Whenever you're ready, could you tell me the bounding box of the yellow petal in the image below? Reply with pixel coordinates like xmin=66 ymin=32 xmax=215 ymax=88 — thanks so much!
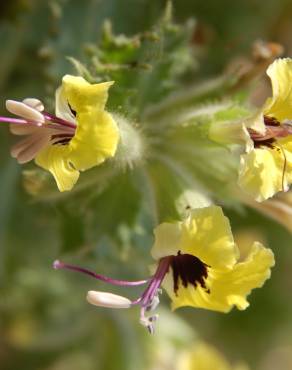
xmin=151 ymin=222 xmax=183 ymax=260
xmin=180 ymin=206 xmax=239 ymax=270
xmin=60 ymin=75 xmax=119 ymax=171
xmin=69 ymin=110 xmax=119 ymax=170
xmin=238 ymin=145 xmax=289 ymax=202
xmin=55 ymin=86 xmax=76 ymax=123
xmin=219 ymin=242 xmax=274 ymax=310
xmin=35 ymin=145 xmax=79 ymax=192
xmin=279 ymin=136 xmax=292 ymax=184
xmin=62 ymin=75 xmax=113 ymax=111
xmin=264 ymin=58 xmax=292 ymax=121
xmin=165 ymin=242 xmax=274 ymax=312
xmin=243 ymin=110 xmax=266 ymax=136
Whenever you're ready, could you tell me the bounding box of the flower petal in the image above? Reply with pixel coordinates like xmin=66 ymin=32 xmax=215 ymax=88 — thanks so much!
xmin=218 ymin=242 xmax=274 ymax=310
xmin=243 ymin=110 xmax=266 ymax=136
xmin=70 ymin=110 xmax=119 ymax=170
xmin=22 ymin=98 xmax=44 ymax=112
xmin=164 ymin=242 xmax=274 ymax=312
xmin=35 ymin=145 xmax=79 ymax=192
xmin=279 ymin=136 xmax=292 ymax=185
xmin=264 ymin=58 xmax=292 ymax=121
xmin=180 ymin=206 xmax=239 ymax=270
xmin=61 ymin=75 xmax=119 ymax=170
xmin=151 ymin=222 xmax=183 ymax=260
xmin=55 ymin=86 xmax=76 ymax=123
xmin=62 ymin=75 xmax=113 ymax=110
xmin=238 ymin=145 xmax=289 ymax=202
xmin=151 ymin=206 xmax=238 ymax=269
xmin=86 ymin=291 xmax=131 ymax=309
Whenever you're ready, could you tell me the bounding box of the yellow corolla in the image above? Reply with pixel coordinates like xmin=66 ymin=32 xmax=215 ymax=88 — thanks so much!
xmin=36 ymin=76 xmax=119 ymax=191
xmin=54 ymin=205 xmax=274 ymax=333
xmin=151 ymin=205 xmax=274 ymax=312
xmin=177 ymin=342 xmax=249 ymax=370
xmin=238 ymin=58 xmax=292 ymax=202
xmin=3 ymin=75 xmax=119 ymax=191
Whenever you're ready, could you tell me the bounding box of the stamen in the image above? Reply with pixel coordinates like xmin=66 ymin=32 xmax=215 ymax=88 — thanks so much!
xmin=2 ymin=101 xmax=76 ymax=130
xmin=11 ymin=133 xmax=50 ymax=163
xmin=53 ymin=260 xmax=149 ymax=287
xmin=139 ymin=257 xmax=171 ymax=308
xmin=10 ymin=124 xmax=39 ymax=136
xmin=0 ymin=117 xmax=35 ymax=125
xmin=43 ymin=112 xmax=77 ymax=129
xmin=52 ymin=258 xmax=172 ymax=335
xmin=6 ymin=100 xmax=44 ymax=123
xmin=134 ymin=257 xmax=171 ymax=334
xmin=22 ymin=98 xmax=44 ymax=112
xmin=86 ymin=291 xmax=132 ymax=309
xmin=139 ymin=306 xmax=159 ymax=334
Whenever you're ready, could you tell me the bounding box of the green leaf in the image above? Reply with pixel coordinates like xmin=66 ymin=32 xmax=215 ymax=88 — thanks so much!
xmin=87 ymin=171 xmax=141 ymax=243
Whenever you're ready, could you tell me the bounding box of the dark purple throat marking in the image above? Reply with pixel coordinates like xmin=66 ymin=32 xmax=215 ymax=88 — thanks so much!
xmin=249 ymin=115 xmax=292 ymax=148
xmin=69 ymin=103 xmax=77 ymax=117
xmin=170 ymin=252 xmax=210 ymax=295
xmin=263 ymin=116 xmax=280 ymax=127
xmin=253 ymin=137 xmax=276 ymax=149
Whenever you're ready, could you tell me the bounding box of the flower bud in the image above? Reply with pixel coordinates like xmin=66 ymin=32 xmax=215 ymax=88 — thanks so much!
xmin=86 ymin=290 xmax=132 ymax=309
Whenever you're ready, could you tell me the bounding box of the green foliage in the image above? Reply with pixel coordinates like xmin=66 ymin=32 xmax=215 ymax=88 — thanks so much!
xmin=87 ymin=171 xmax=141 ymax=244
xmin=69 ymin=4 xmax=197 ymax=117
xmin=1 ymin=1 xmax=292 ymax=370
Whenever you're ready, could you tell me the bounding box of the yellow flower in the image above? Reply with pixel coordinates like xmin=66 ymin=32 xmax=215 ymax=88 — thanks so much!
xmin=56 ymin=205 xmax=274 ymax=334
xmin=3 ymin=75 xmax=119 ymax=191
xmin=177 ymin=341 xmax=249 ymax=370
xmin=151 ymin=205 xmax=274 ymax=312
xmin=239 ymin=58 xmax=292 ymax=202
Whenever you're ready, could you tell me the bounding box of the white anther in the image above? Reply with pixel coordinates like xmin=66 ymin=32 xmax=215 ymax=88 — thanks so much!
xmin=10 ymin=124 xmax=38 ymax=136
xmin=147 ymin=294 xmax=160 ymax=311
xmin=86 ymin=291 xmax=132 ymax=309
xmin=22 ymin=98 xmax=44 ymax=112
xmin=6 ymin=100 xmax=44 ymax=123
xmin=10 ymin=132 xmax=50 ymax=163
xmin=140 ymin=314 xmax=159 ymax=335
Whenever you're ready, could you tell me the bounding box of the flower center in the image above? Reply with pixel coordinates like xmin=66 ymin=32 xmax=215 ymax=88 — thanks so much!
xmin=248 ymin=115 xmax=292 ymax=191
xmin=170 ymin=252 xmax=209 ymax=294
xmin=249 ymin=115 xmax=292 ymax=149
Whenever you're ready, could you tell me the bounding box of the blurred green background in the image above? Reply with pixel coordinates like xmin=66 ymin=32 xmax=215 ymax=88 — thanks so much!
xmin=1 ymin=1 xmax=292 ymax=369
